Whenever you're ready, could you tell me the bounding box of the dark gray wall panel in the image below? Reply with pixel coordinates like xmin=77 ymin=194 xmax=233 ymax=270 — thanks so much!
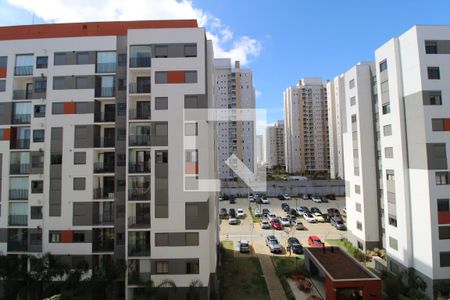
xmin=49 ymin=127 xmax=62 ymax=216
xmin=0 ymin=102 xmax=12 ymax=125
xmin=185 ymin=200 xmax=209 ymax=230
xmin=73 ymin=202 xmax=93 ymax=226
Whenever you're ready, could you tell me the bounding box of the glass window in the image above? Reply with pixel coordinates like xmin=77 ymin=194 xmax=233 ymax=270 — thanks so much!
xmin=36 ymin=56 xmax=48 ymax=68
xmin=0 ymin=80 xmax=5 ymax=92
xmin=388 ymin=215 xmax=397 ymax=227
xmin=185 ymin=123 xmax=198 ymax=136
xmin=425 ymin=41 xmax=438 ymax=54
xmin=0 ymin=56 xmax=7 ymax=68
xmin=155 ymin=261 xmax=168 ymax=274
xmin=185 ymin=71 xmax=197 ymax=83
xmin=30 ymin=206 xmax=42 ymax=219
xmin=52 ymin=103 xmax=64 ymax=114
xmin=155 ymin=45 xmax=168 ymax=58
xmin=53 ymin=77 xmax=65 ymax=90
xmin=54 ymin=52 xmax=67 ymax=65
xmin=74 ymin=152 xmax=86 ymax=165
xmin=379 ymin=60 xmax=388 ymax=72
xmin=436 ymin=172 xmax=449 ymax=185
xmin=155 ymin=97 xmax=168 ymax=110
xmin=185 ymin=232 xmax=199 ymax=246
xmin=49 ymin=232 xmax=61 ymax=243
xmin=76 ymin=76 xmax=89 ymax=89
xmin=76 ymin=52 xmax=90 ymax=64
xmin=155 ymin=233 xmax=169 ymax=246
xmin=96 ymin=51 xmax=116 ymax=73
xmin=424 ymin=91 xmax=442 ymax=105
xmin=350 ymin=96 xmax=356 ymax=106
xmin=155 ymin=124 xmax=168 ymax=136
xmin=73 ymin=177 xmax=86 ymax=190
xmin=382 ymin=103 xmax=391 ymax=114
xmin=33 ymin=129 xmax=45 ymax=143
xmin=438 ymin=199 xmax=450 ymax=212
xmin=130 ymin=45 xmax=151 ymax=67
xmin=383 ymin=124 xmax=392 ymax=136
xmin=428 ymin=67 xmax=440 ymax=80
xmin=15 ymin=54 xmax=33 ymax=67
xmin=155 ymin=71 xmax=168 ymax=84
xmin=349 ymin=79 xmax=355 ymax=89
xmin=184 ymin=44 xmax=197 ymax=57
xmin=389 ymin=237 xmax=398 ymax=250
xmin=31 ymin=181 xmax=43 ymax=194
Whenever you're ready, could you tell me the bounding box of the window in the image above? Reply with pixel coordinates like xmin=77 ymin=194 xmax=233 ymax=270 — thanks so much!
xmin=155 ymin=45 xmax=168 ymax=58
xmin=349 ymin=79 xmax=355 ymax=89
xmin=156 ymin=151 xmax=168 ymax=163
xmin=436 ymin=172 xmax=449 ymax=185
xmin=388 ymin=215 xmax=397 ymax=227
xmin=155 ymin=233 xmax=169 ymax=246
xmin=117 ymin=53 xmax=127 ymax=66
xmin=30 ymin=206 xmax=42 ymax=219
xmin=73 ymin=178 xmax=86 ymax=190
xmin=383 ymin=124 xmax=392 ymax=136
xmin=356 ymin=221 xmax=362 ymax=230
xmin=382 ymin=103 xmax=391 ymax=114
xmin=427 ymin=143 xmax=447 ymax=169
xmin=356 ymin=202 xmax=362 ymax=212
xmin=155 ymin=97 xmax=168 ymax=110
xmin=31 ymin=180 xmax=43 ymax=193
xmin=380 ymin=80 xmax=389 ymax=93
xmin=354 ymin=184 xmax=361 ymax=194
xmin=439 ymin=226 xmax=450 ymax=240
xmin=0 ymin=80 xmax=5 ymax=92
xmin=385 ymin=147 xmax=394 ymax=158
xmin=428 ymin=67 xmax=440 ymax=80
xmin=379 ymin=60 xmax=388 ymax=72
xmin=155 ymin=71 xmax=168 ymax=83
xmin=184 ymin=44 xmax=197 ymax=57
xmin=186 ymin=203 xmax=199 ymax=217
xmin=185 ymin=232 xmax=199 ymax=246
xmin=351 ymin=114 xmax=357 ymax=123
xmin=440 ymin=252 xmax=450 ymax=267
xmin=96 ymin=51 xmax=116 ymax=73
xmin=54 ymin=53 xmax=67 ymax=65
xmin=15 ymin=54 xmax=33 ymax=75
xmin=425 ymin=41 xmax=438 ymax=54
xmin=51 ymin=154 xmax=62 ymax=165
xmin=185 ymin=123 xmax=198 ymax=136
xmin=186 ymin=261 xmax=199 ymax=274
xmin=155 ymin=261 xmax=169 ymax=274
xmin=357 ymin=241 xmax=363 ymax=250
xmin=36 ymin=56 xmax=48 ymax=68
xmin=33 ymin=129 xmax=45 ymax=143
xmin=76 ymin=52 xmax=90 ymax=64
xmin=438 ymin=199 xmax=450 ymax=212
xmin=185 ymin=71 xmax=197 ymax=83
xmin=34 ymin=105 xmax=45 ymax=118
xmin=350 ymin=96 xmax=356 ymax=106
xmin=432 ymin=119 xmax=445 ymax=131
xmin=76 ymin=76 xmax=89 ymax=89
xmin=74 ymin=152 xmax=86 ymax=165
xmin=0 ymin=56 xmax=6 ymax=68
xmin=424 ymin=91 xmax=442 ymax=105
xmin=389 ymin=237 xmax=398 ymax=250
xmin=354 ymin=167 xmax=360 ymax=176
xmin=386 ymin=170 xmax=395 ymax=181
xmin=73 ymin=232 xmax=85 ymax=242
xmin=387 ymin=192 xmax=396 ymax=204
xmin=50 ymin=232 xmax=61 ymax=243
xmin=53 ymin=77 xmax=65 ymax=90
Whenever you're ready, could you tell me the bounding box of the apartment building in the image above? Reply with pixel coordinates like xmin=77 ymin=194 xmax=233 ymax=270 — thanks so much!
xmin=266 ymin=120 xmax=285 ymax=168
xmin=338 ymin=26 xmax=450 ymax=298
xmin=0 ymin=20 xmax=218 ymax=300
xmin=283 ymin=78 xmax=329 ymax=174
xmin=255 ymin=134 xmax=264 ymax=165
xmin=326 ymin=76 xmax=346 ymax=179
xmin=213 ymin=59 xmax=255 ymax=180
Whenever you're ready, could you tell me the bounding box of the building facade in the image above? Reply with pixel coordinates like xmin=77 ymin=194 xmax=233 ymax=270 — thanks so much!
xmin=0 ymin=20 xmax=218 ymax=299
xmin=255 ymin=134 xmax=264 ymax=165
xmin=214 ymin=59 xmax=255 ymax=180
xmin=266 ymin=120 xmax=285 ymax=168
xmin=283 ymin=78 xmax=329 ymax=174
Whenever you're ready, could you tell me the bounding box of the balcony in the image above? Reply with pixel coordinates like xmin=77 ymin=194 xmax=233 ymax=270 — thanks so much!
xmin=95 ymin=137 xmax=115 ymax=148
xmin=129 ymin=57 xmax=151 ymax=68
xmin=9 ymin=189 xmax=28 ymax=200
xmin=13 ymin=90 xmax=35 ymax=100
xmin=128 ymin=188 xmax=150 ymax=201
xmin=8 ymin=215 xmax=27 ymax=226
xmin=10 ymin=139 xmax=30 ymax=150
xmin=93 ymin=214 xmax=114 ymax=226
xmin=94 ymin=111 xmax=116 ymax=123
xmin=129 ymin=109 xmax=150 ymax=121
xmin=10 ymin=163 xmax=30 ymax=175
xmin=94 ymin=162 xmax=115 ymax=173
xmin=96 ymin=63 xmax=116 ymax=73
xmin=93 ymin=188 xmax=115 ymax=200
xmin=128 ymin=162 xmax=151 ymax=173
xmin=128 ymin=243 xmax=150 ymax=257
xmin=8 ymin=240 xmax=28 ymax=252
xmin=11 ymin=114 xmax=31 ymax=124
xmin=129 ymin=83 xmax=151 ymax=94
xmin=14 ymin=66 xmax=33 ymax=76
xmin=128 ymin=215 xmax=150 ymax=229
xmin=128 ymin=272 xmax=151 ymax=285
xmin=92 ymin=239 xmax=114 ymax=252
xmin=95 ymin=87 xmax=115 ymax=98
xmin=129 ymin=135 xmax=151 ymax=147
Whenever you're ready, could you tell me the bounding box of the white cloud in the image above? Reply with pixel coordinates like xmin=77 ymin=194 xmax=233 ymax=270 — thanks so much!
xmin=7 ymin=0 xmax=261 ymax=65
xmin=255 ymin=89 xmax=262 ymax=98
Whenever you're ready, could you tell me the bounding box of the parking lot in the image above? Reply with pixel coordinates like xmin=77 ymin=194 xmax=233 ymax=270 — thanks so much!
xmin=219 ymin=197 xmax=347 ymax=256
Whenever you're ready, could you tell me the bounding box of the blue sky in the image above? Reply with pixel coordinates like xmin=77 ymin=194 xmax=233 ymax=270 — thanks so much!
xmin=1 ymin=0 xmax=450 ymax=124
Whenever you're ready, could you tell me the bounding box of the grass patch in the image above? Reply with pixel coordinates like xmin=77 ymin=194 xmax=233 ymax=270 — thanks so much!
xmin=248 ymin=206 xmax=261 ymax=223
xmin=325 ymin=238 xmax=366 ymax=262
xmin=271 ymin=256 xmax=305 ymax=300
xmin=219 ymin=242 xmax=270 ymax=300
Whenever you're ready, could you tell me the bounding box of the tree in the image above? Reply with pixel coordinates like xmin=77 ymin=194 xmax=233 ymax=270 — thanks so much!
xmin=0 ymin=254 xmax=29 ymax=300
xmin=187 ymin=279 xmax=203 ymax=300
xmin=134 ymin=278 xmax=177 ymax=300
xmin=87 ymin=256 xmax=126 ymax=300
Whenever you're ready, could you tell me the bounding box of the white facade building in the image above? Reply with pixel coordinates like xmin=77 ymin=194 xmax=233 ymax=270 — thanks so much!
xmin=283 ymin=78 xmax=329 ymax=174
xmin=0 ymin=20 xmax=218 ymax=299
xmin=266 ymin=120 xmax=285 ymax=168
xmin=214 ymin=59 xmax=255 ymax=180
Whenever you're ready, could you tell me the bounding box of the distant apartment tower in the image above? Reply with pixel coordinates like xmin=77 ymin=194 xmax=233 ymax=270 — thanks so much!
xmin=266 ymin=120 xmax=285 ymax=168
xmin=255 ymin=134 xmax=264 ymax=165
xmin=0 ymin=20 xmax=218 ymax=299
xmin=341 ymin=26 xmax=450 ymax=298
xmin=283 ymin=78 xmax=329 ymax=174
xmin=326 ymin=76 xmax=346 ymax=179
xmin=214 ymin=59 xmax=255 ymax=179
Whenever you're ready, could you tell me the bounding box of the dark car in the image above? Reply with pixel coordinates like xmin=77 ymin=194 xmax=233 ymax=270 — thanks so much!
xmin=229 ymin=195 xmax=236 ymax=204
xmin=310 ymin=207 xmax=322 ymax=214
xmin=219 ymin=208 xmax=228 ymax=218
xmin=282 ymin=203 xmax=290 ymax=212
xmin=331 ymin=216 xmax=346 ymax=230
xmin=289 ymin=208 xmax=298 ymax=216
xmin=300 ymin=206 xmax=310 ymax=214
xmin=278 ymin=194 xmax=285 ymax=200
xmin=287 ymin=237 xmax=303 ymax=254
xmin=229 ymin=208 xmax=236 ymax=218
xmin=262 ymin=208 xmax=270 ymax=216
xmin=286 ymin=214 xmax=297 ymax=222
xmin=325 ymin=194 xmax=336 ymax=200
xmin=327 ymin=208 xmax=340 ymax=218
xmin=222 ymin=194 xmax=230 ymax=201
xmin=322 ymin=213 xmax=331 ymax=222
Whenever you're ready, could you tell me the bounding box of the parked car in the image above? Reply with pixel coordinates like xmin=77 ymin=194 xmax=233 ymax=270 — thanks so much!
xmin=310 ymin=207 xmax=322 ymax=214
xmin=239 ymin=240 xmax=251 ymax=253
xmin=268 ymin=212 xmax=277 ymax=222
xmin=218 ymin=194 xmax=223 ymax=201
xmin=283 ymin=193 xmax=291 ymax=200
xmin=222 ymin=194 xmax=230 ymax=201
xmin=282 ymin=203 xmax=290 ymax=212
xmin=295 ymin=207 xmax=306 ymax=216
xmin=311 ymin=195 xmax=323 ymax=203
xmin=301 ymin=194 xmax=310 ymax=200
xmin=253 ymin=207 xmax=262 ymax=217
xmin=266 ymin=235 xmax=282 ymax=253
xmin=219 ymin=208 xmax=228 ymax=217
xmin=313 ymin=212 xmax=325 ymax=222
xmin=248 ymin=195 xmax=255 ymax=202
xmin=262 ymin=208 xmax=270 ymax=217
xmin=237 ymin=208 xmax=245 ymax=218
xmin=270 ymin=218 xmax=282 ymax=230
xmin=289 ymin=208 xmax=298 ymax=216
xmin=287 ymin=237 xmax=303 ymax=254
xmin=327 ymin=208 xmax=341 ymax=218
xmin=229 ymin=208 xmax=236 ymax=217
xmin=278 ymin=194 xmax=286 ymax=200
xmin=286 ymin=214 xmax=297 ymax=222
xmin=229 ymin=216 xmax=238 ymax=225
xmin=291 ymin=219 xmax=305 ymax=230
xmin=229 ymin=196 xmax=236 ymax=204
xmin=280 ymin=217 xmax=291 ymax=227
xmin=325 ymin=193 xmax=336 ymax=200
xmin=331 ymin=216 xmax=346 ymax=230
xmin=322 ymin=213 xmax=331 ymax=222
xmin=342 ymin=207 xmax=347 ymax=215
xmin=303 ymin=213 xmax=317 ymax=223
xmin=300 ymin=206 xmax=310 ymax=214
xmin=260 ymin=195 xmax=270 ymax=204
xmin=260 ymin=219 xmax=271 ymax=229
xmin=308 ymin=235 xmax=323 ymax=247
xmin=321 ymin=197 xmax=329 ymax=203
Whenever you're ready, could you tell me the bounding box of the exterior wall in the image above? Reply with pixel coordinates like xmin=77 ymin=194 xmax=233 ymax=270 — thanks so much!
xmin=324 ymin=276 xmax=382 ymax=300
xmin=266 ymin=120 xmax=285 ymax=168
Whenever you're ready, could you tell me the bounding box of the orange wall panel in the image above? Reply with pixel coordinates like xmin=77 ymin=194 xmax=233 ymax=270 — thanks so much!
xmin=60 ymin=230 xmax=73 ymax=243
xmin=185 ymin=162 xmax=199 ymax=174
xmin=0 ymin=67 xmax=6 ymax=78
xmin=438 ymin=211 xmax=450 ymax=224
xmin=168 ymin=71 xmax=185 ymax=83
xmin=444 ymin=119 xmax=450 ymax=131
xmin=2 ymin=128 xmax=10 ymax=140
xmin=64 ymin=102 xmax=76 ymax=114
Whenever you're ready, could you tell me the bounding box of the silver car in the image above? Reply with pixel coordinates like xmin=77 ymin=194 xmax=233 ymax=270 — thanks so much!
xmin=260 ymin=219 xmax=271 ymax=229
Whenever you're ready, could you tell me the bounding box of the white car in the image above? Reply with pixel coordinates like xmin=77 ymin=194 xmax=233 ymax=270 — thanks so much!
xmin=311 ymin=195 xmax=323 ymax=203
xmin=268 ymin=212 xmax=277 ymax=222
xmin=303 ymin=213 xmax=317 ymax=223
xmin=229 ymin=216 xmax=238 ymax=225
xmin=253 ymin=207 xmax=262 ymax=217
xmin=280 ymin=217 xmax=291 ymax=227
xmin=260 ymin=197 xmax=270 ymax=204
xmin=260 ymin=219 xmax=271 ymax=229
xmin=296 ymin=207 xmax=306 ymax=216
xmin=313 ymin=212 xmax=325 ymax=222
xmin=283 ymin=193 xmax=291 ymax=200
xmin=248 ymin=195 xmax=255 ymax=202
xmin=237 ymin=208 xmax=245 ymax=218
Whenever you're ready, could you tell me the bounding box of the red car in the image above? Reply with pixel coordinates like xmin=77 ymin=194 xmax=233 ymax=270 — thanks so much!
xmin=325 ymin=194 xmax=336 ymax=200
xmin=308 ymin=235 xmax=323 ymax=247
xmin=270 ymin=219 xmax=282 ymax=230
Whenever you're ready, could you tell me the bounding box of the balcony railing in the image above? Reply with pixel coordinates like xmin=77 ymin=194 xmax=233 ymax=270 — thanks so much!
xmin=12 ymin=114 xmax=31 ymax=124
xmin=95 ymin=137 xmax=115 ymax=148
xmin=128 ymin=216 xmax=151 ymax=228
xmin=129 ymin=109 xmax=150 ymax=120
xmin=128 ymin=162 xmax=151 ymax=173
xmin=128 ymin=244 xmax=150 ymax=257
xmin=93 ymin=188 xmax=115 ymax=200
xmin=8 ymin=240 xmax=28 ymax=252
xmin=92 ymin=239 xmax=114 ymax=252
xmin=94 ymin=162 xmax=115 ymax=173
xmin=129 ymin=83 xmax=151 ymax=94
xmin=8 ymin=215 xmax=28 ymax=226
xmin=129 ymin=135 xmax=151 ymax=147
xmin=95 ymin=87 xmax=115 ymax=98
xmin=9 ymin=189 xmax=28 ymax=200
xmin=93 ymin=214 xmax=114 ymax=226
xmin=96 ymin=63 xmax=116 ymax=73
xmin=13 ymin=90 xmax=35 ymax=100
xmin=128 ymin=272 xmax=151 ymax=285
xmin=10 ymin=139 xmax=30 ymax=150
xmin=14 ymin=66 xmax=33 ymax=76
xmin=129 ymin=57 xmax=151 ymax=68
xmin=128 ymin=188 xmax=150 ymax=201
xmin=94 ymin=111 xmax=116 ymax=122
xmin=10 ymin=163 xmax=30 ymax=175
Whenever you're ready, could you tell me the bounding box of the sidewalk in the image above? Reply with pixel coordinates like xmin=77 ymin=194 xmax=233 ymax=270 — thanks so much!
xmin=257 ymin=254 xmax=288 ymax=300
